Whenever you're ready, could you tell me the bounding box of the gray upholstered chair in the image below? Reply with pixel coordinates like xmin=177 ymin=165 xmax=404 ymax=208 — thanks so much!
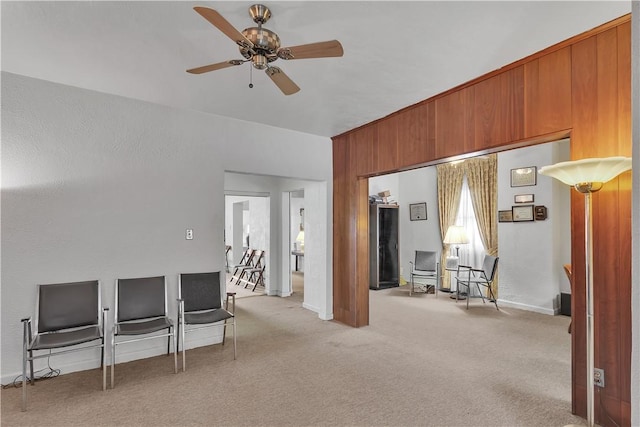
xmin=21 ymin=280 xmax=108 ymax=411
xmin=455 ymin=254 xmax=499 ymax=309
xmin=408 ymin=250 xmax=440 ymax=296
xmin=111 ymin=275 xmax=177 ymax=387
xmin=177 ymin=271 xmax=236 ymax=372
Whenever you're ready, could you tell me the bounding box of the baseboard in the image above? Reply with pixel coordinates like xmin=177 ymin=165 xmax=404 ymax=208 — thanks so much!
xmin=497 ymin=299 xmax=557 ymax=315
xmin=1 ymin=332 xmax=225 ymax=386
xmin=275 ymin=290 xmax=292 ymax=297
xmin=318 ymin=311 xmax=333 ymax=321
xmin=1 ymin=357 xmax=101 ymax=386
xmin=302 ymin=302 xmax=319 ymax=313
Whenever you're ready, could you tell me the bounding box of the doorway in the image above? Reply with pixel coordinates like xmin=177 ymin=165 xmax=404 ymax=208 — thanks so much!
xmin=224 ymin=194 xmax=270 ymax=298
xmin=289 ymin=190 xmax=305 ymax=300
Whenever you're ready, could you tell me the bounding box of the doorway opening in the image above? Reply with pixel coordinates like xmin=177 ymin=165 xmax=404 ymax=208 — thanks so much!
xmin=289 ymin=189 xmax=305 ymax=300
xmin=224 ymin=194 xmax=270 ymax=299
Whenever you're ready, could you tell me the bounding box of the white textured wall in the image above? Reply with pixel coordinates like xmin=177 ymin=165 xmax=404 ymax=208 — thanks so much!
xmin=1 ymin=72 xmax=332 ymax=382
xmin=397 ymin=168 xmax=442 ymax=279
xmin=497 ymin=141 xmax=571 ymax=314
xmin=299 ymin=181 xmax=330 ymax=318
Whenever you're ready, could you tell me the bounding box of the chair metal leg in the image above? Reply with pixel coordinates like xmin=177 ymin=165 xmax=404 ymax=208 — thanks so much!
xmin=176 ymin=323 xmax=180 ymax=353
xmin=233 ymin=318 xmax=237 ymax=360
xmin=181 ymin=323 xmax=186 ymax=373
xmin=28 ymin=351 xmax=35 ymax=385
xmin=466 ymin=284 xmax=470 ymax=309
xmin=222 ymin=321 xmax=227 ymax=346
xmin=22 ymin=326 xmax=28 ymax=412
xmin=172 ymin=327 xmax=178 ymax=374
xmin=102 ymin=339 xmax=107 ymax=391
xmin=488 ymin=286 xmax=499 ymax=310
xmin=111 ymin=333 xmax=116 ymax=389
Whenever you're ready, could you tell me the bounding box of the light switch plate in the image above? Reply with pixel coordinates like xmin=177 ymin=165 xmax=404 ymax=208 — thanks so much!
xmin=186 ymin=229 xmax=193 ymax=240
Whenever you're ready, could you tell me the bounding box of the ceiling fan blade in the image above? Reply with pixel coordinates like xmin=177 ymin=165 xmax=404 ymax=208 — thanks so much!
xmin=186 ymin=60 xmax=244 ymax=74
xmin=265 ymin=67 xmax=300 ymax=95
xmin=277 ymin=40 xmax=344 ymax=60
xmin=194 ymin=6 xmax=254 ymax=50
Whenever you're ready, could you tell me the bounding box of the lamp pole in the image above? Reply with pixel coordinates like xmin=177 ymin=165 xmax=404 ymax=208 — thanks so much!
xmin=576 ymin=183 xmax=601 ymax=427
xmin=539 ymin=157 xmax=631 ymax=427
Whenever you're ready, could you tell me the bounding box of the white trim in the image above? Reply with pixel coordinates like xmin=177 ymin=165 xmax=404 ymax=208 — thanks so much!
xmin=496 ymin=299 xmax=558 ymax=316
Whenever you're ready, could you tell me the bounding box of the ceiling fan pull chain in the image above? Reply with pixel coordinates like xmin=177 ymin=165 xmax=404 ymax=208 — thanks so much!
xmin=249 ymin=64 xmax=254 ymax=89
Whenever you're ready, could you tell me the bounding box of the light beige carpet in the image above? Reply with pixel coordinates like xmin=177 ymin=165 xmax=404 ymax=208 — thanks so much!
xmin=1 ymin=284 xmax=583 ymax=426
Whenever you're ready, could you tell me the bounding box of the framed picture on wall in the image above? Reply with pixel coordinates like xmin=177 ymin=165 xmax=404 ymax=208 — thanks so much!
xmin=510 ymin=166 xmax=537 ymax=187
xmin=514 ymin=194 xmax=534 ymax=203
xmin=498 ymin=210 xmax=513 ymax=222
xmin=409 ymin=202 xmax=427 ymax=221
xmin=512 ymin=205 xmax=535 ymax=222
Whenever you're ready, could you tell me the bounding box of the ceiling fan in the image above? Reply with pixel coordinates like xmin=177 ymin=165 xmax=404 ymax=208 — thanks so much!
xmin=187 ymin=4 xmax=344 ymax=95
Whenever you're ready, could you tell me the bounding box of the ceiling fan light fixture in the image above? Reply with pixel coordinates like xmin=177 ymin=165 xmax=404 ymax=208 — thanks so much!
xmin=252 ymin=54 xmax=268 ymax=69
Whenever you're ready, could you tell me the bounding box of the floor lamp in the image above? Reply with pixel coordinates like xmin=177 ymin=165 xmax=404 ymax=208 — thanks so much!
xmin=539 ymin=156 xmax=632 ymax=427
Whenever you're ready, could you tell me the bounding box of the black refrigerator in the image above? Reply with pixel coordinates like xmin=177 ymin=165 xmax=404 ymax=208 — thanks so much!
xmin=369 ymin=204 xmax=400 ymax=290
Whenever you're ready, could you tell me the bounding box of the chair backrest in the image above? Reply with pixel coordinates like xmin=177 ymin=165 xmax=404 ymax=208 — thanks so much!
xmin=36 ymin=280 xmax=100 ymax=333
xmin=242 ymin=249 xmax=256 ymax=266
xmin=179 ymin=272 xmax=222 ymax=312
xmin=414 ymin=250 xmax=438 ymax=271
xmin=482 ymin=255 xmax=499 ymax=281
xmin=252 ymin=250 xmax=265 ymax=268
xmin=116 ymin=276 xmax=167 ymax=322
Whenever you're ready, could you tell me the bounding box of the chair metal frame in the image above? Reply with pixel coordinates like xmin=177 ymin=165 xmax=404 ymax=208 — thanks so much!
xmin=111 ymin=275 xmax=177 ymax=388
xmin=229 ymin=249 xmax=256 ymax=285
xmin=408 ymin=250 xmax=440 ymax=296
xmin=455 ymin=254 xmax=499 ymax=309
xmin=21 ymin=280 xmax=108 ymax=411
xmin=238 ymin=250 xmax=266 ymax=291
xmin=177 ymin=272 xmax=236 ymax=372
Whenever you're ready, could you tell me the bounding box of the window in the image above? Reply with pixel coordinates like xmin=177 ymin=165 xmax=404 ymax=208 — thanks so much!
xmin=454 ymin=176 xmax=485 ymax=269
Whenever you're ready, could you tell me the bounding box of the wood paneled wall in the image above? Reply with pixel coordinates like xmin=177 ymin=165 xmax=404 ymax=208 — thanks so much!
xmin=332 ymin=16 xmax=632 ymax=426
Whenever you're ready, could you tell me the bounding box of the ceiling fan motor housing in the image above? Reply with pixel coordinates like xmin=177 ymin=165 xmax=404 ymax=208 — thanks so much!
xmin=240 ymin=27 xmax=281 ymax=68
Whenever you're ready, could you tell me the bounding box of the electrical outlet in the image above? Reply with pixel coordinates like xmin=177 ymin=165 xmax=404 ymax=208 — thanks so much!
xmin=186 ymin=229 xmax=193 ymax=240
xmin=594 ymin=368 xmax=605 ymax=387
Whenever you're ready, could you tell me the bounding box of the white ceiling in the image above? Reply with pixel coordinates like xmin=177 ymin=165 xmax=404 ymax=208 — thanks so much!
xmin=1 ymin=1 xmax=631 ymax=138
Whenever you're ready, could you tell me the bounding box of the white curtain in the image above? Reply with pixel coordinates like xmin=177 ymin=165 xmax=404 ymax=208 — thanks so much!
xmin=452 ymin=176 xmax=485 ymax=294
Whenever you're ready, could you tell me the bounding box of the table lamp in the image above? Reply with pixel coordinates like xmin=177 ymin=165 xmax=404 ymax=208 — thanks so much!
xmin=539 ymin=156 xmax=631 ymax=427
xmin=443 ymin=225 xmax=469 ymax=270
xmin=295 ymin=230 xmax=305 ymax=251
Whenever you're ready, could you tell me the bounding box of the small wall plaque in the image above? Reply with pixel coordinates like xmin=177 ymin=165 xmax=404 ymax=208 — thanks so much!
xmin=409 ymin=202 xmax=427 ymax=221
xmin=514 ymin=194 xmax=534 ymax=204
xmin=535 ymin=205 xmax=548 ymax=220
xmin=498 ymin=210 xmax=513 ymax=222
